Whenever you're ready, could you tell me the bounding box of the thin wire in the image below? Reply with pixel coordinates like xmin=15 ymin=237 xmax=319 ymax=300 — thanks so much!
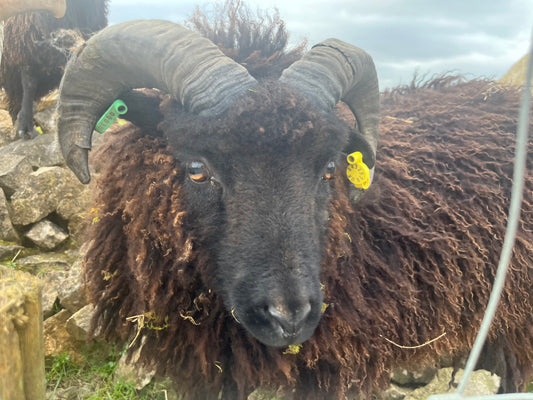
xmin=456 ymin=25 xmax=533 ymax=396
xmin=428 ymin=24 xmax=533 ymax=400
xmin=429 ymin=395 xmax=533 ymax=400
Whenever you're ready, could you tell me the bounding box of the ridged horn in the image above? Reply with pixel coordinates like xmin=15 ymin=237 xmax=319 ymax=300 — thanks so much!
xmin=279 ymin=39 xmax=379 ymax=169
xmin=57 ymin=19 xmax=257 ymax=184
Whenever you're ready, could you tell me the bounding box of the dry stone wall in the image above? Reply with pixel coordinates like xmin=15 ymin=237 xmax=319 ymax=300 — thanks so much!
xmin=0 ymin=92 xmax=92 ymax=251
xmin=0 ymin=92 xmax=94 ymax=362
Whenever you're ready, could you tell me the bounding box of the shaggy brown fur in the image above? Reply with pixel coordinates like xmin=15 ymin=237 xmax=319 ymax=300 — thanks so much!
xmin=186 ymin=0 xmax=306 ymax=80
xmin=84 ymin=77 xmax=533 ymax=399
xmin=0 ymin=0 xmax=108 ymax=133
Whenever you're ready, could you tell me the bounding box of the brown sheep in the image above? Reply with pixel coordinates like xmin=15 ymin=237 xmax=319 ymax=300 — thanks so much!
xmin=0 ymin=0 xmax=108 ymax=139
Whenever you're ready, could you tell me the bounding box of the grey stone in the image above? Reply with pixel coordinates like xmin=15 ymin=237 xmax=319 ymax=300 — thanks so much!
xmin=115 ymin=337 xmax=156 ymax=390
xmin=19 ymin=251 xmax=83 ymax=316
xmin=34 ymin=107 xmax=57 ymax=136
xmin=0 ymin=109 xmax=14 ymax=145
xmin=10 ymin=166 xmax=82 ymax=226
xmin=41 ymin=268 xmax=66 ymax=318
xmin=378 ymin=384 xmax=413 ymax=400
xmin=66 ymin=304 xmax=95 ymax=342
xmin=18 ymin=253 xmax=69 ymax=318
xmin=43 ymin=309 xmax=86 ymax=364
xmin=4 ymin=125 xmax=105 ymax=233
xmin=16 ymin=252 xmax=71 ymax=272
xmin=391 ymin=366 xmax=438 ymax=387
xmin=56 ymin=192 xmax=89 ymax=220
xmin=404 ymin=368 xmax=500 ymax=400
xmin=45 ymin=385 xmax=93 ymax=400
xmin=0 ymin=242 xmax=23 ymax=261
xmin=0 ymin=153 xmax=33 ymax=196
xmin=56 ymin=183 xmax=93 ymax=240
xmin=248 ymin=387 xmax=290 ymax=400
xmin=56 ymin=257 xmax=87 ymax=313
xmin=25 ymin=219 xmax=68 ymax=249
xmin=0 ymin=188 xmax=19 ymax=242
xmin=0 ymin=133 xmax=64 ymax=170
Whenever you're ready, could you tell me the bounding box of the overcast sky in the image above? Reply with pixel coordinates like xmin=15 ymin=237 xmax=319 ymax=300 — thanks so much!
xmin=108 ymin=0 xmax=533 ymax=89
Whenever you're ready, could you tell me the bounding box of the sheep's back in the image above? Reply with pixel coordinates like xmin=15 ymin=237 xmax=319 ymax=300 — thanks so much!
xmin=322 ymin=77 xmax=533 ymax=394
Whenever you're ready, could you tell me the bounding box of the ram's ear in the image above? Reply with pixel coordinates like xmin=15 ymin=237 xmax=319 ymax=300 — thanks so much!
xmin=341 ymin=131 xmax=377 ymax=203
xmin=118 ymin=89 xmax=165 ymax=136
xmin=345 ymin=131 xmax=375 ymax=169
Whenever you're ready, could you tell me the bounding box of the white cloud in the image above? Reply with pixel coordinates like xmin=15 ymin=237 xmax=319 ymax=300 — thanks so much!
xmin=107 ymin=0 xmax=533 ymax=88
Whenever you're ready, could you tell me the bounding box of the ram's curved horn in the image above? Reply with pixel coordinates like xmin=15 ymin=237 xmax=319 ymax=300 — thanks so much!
xmin=57 ymin=19 xmax=257 ymax=184
xmin=279 ymin=39 xmax=379 ymax=171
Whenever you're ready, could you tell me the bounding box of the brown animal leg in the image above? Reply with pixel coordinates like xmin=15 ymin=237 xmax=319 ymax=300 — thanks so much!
xmin=478 ymin=333 xmax=522 ymax=393
xmin=16 ymin=66 xmax=38 ymax=139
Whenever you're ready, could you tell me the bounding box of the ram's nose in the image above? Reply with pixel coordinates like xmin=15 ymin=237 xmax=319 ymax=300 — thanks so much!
xmin=231 ymin=272 xmax=323 ymax=347
xmin=266 ymin=301 xmax=312 ymax=336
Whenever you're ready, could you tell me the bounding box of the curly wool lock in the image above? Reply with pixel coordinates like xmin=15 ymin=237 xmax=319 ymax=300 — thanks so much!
xmin=84 ymin=77 xmax=533 ymax=399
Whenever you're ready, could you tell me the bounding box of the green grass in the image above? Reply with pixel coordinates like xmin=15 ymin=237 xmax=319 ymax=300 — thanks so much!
xmin=47 ymin=352 xmax=80 ymax=395
xmin=45 ymin=343 xmax=172 ymax=400
xmin=39 ymin=342 xmax=533 ymax=399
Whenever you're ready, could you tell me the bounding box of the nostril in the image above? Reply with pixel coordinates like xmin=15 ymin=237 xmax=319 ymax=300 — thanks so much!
xmin=266 ymin=302 xmax=312 ymax=335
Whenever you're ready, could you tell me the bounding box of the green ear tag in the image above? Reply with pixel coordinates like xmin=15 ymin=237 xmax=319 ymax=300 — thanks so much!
xmin=95 ymin=99 xmax=128 ymax=134
xmin=346 ymin=151 xmax=370 ymax=189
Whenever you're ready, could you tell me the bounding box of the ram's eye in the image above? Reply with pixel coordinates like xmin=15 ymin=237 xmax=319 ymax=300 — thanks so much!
xmin=323 ymin=161 xmax=336 ymax=180
xmin=188 ymin=161 xmax=210 ymax=183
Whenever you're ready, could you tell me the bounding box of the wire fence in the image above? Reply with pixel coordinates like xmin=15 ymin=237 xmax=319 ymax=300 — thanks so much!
xmin=427 ymin=23 xmax=533 ymax=400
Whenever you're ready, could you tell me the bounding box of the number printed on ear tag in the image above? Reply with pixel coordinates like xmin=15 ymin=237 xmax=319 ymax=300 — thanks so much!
xmin=95 ymin=99 xmax=128 ymax=134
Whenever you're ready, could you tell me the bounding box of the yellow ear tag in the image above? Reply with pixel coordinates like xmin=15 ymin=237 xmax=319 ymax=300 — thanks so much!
xmin=346 ymin=152 xmax=370 ymax=189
